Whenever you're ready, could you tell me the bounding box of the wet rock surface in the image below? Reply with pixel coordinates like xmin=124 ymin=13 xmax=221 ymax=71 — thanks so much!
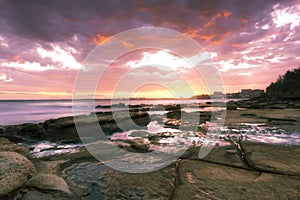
xmin=241 ymin=141 xmax=300 ymax=176
xmin=1 ymin=102 xmax=300 ymax=199
xmin=181 ymin=144 xmax=248 ymax=169
xmin=1 ymin=110 xmax=151 ymax=143
xmin=227 ymin=97 xmax=300 ymax=110
xmin=14 ymin=188 xmax=75 ymax=200
xmin=225 ymin=109 xmax=300 ymax=131
xmin=1 ymin=137 xmax=300 ymax=199
xmin=173 ymin=160 xmax=300 ymax=200
xmin=62 ymin=161 xmax=177 ymax=200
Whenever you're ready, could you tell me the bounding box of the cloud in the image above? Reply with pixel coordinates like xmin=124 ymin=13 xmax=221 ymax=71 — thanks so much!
xmin=271 ymin=3 xmax=300 ymax=30
xmin=2 ymin=61 xmax=54 ymax=71
xmin=125 ymin=50 xmax=193 ymax=70
xmin=36 ymin=44 xmax=82 ymax=70
xmin=0 ymin=0 xmax=299 ymax=98
xmin=0 ymin=73 xmax=13 ymax=82
xmin=204 ymin=11 xmax=232 ymax=28
xmin=93 ymin=34 xmax=110 ymax=45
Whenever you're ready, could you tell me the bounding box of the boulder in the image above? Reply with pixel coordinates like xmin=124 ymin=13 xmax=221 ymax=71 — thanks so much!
xmin=0 ymin=137 xmax=30 ymax=157
xmin=26 ymin=174 xmax=71 ymax=194
xmin=0 ymin=151 xmax=36 ymax=197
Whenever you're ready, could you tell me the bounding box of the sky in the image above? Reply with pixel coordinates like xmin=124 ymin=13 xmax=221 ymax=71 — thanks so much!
xmin=0 ymin=0 xmax=300 ymax=99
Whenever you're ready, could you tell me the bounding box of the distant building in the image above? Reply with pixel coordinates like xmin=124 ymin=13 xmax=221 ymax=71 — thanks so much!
xmin=226 ymin=92 xmax=241 ymax=98
xmin=191 ymin=89 xmax=264 ymax=99
xmin=212 ymin=91 xmax=225 ymax=99
xmin=240 ymin=89 xmax=264 ymax=98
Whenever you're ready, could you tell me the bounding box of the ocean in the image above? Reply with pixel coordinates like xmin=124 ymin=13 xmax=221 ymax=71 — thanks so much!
xmin=0 ymin=99 xmax=220 ymax=126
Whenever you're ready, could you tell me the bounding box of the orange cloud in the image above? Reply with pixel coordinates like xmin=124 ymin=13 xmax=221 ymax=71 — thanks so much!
xmin=223 ymin=11 xmax=232 ymax=18
xmin=200 ymin=34 xmax=216 ymax=40
xmin=224 ymin=31 xmax=232 ymax=37
xmin=241 ymin=18 xmax=248 ymax=25
xmin=184 ymin=28 xmax=200 ymax=39
xmin=12 ymin=54 xmax=20 ymax=62
xmin=122 ymin=41 xmax=133 ymax=48
xmin=211 ymin=40 xmax=222 ymax=45
xmin=232 ymin=43 xmax=243 ymax=47
xmin=93 ymin=34 xmax=110 ymax=45
xmin=204 ymin=11 xmax=232 ymax=28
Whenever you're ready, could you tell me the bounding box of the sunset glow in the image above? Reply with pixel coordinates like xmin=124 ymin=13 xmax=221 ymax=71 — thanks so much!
xmin=0 ymin=0 xmax=299 ymax=99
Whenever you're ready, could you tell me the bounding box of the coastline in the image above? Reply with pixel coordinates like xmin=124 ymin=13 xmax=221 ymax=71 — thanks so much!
xmin=0 ymin=101 xmax=300 ymax=199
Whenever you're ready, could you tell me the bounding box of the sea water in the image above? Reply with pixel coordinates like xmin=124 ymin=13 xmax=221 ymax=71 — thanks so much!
xmin=0 ymin=99 xmax=223 ymax=125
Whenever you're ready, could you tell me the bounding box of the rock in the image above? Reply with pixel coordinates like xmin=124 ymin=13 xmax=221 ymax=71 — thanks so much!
xmin=15 ymin=188 xmax=75 ymax=200
xmin=44 ymin=116 xmax=79 ymax=142
xmin=164 ymin=104 xmax=181 ymax=111
xmin=114 ymin=137 xmax=151 ymax=153
xmin=0 ymin=126 xmax=4 ymax=135
xmin=130 ymin=111 xmax=151 ymax=127
xmin=241 ymin=141 xmax=300 ymax=176
xmin=225 ymin=109 xmax=300 ymax=131
xmin=173 ymin=160 xmax=300 ymax=200
xmin=166 ymin=110 xmax=181 ymax=119
xmin=129 ymin=130 xmax=149 ymax=138
xmin=95 ymin=105 xmax=111 ymax=108
xmin=129 ymin=138 xmax=150 ymax=152
xmin=18 ymin=123 xmax=46 ymax=138
xmin=226 ymin=102 xmax=238 ymax=110
xmin=112 ymin=103 xmax=126 ymax=108
xmin=26 ymin=174 xmax=71 ymax=194
xmin=0 ymin=137 xmax=30 ymax=157
xmin=148 ymin=132 xmax=175 ymax=145
xmin=34 ymin=160 xmax=65 ymax=175
xmin=63 ymin=161 xmax=176 ymax=199
xmin=2 ymin=125 xmax=24 ymax=143
xmin=0 ymin=151 xmax=36 ymax=197
xmin=180 ymin=144 xmax=247 ymax=168
xmin=1 ymin=110 xmax=151 ymax=142
xmin=227 ymin=105 xmax=238 ymax=110
xmin=150 ymin=104 xmax=166 ymax=111
xmin=44 ymin=116 xmax=75 ymax=130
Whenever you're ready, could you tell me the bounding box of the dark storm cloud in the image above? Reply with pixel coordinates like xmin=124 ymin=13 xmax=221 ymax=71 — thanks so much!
xmin=0 ymin=0 xmax=283 ymax=42
xmin=1 ymin=0 xmax=139 ymax=41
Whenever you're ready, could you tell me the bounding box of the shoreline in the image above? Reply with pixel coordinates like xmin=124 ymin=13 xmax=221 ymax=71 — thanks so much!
xmin=1 ymin=101 xmax=300 ymax=199
xmin=1 ymin=129 xmax=300 ymax=199
xmin=1 ymin=102 xmax=299 ymax=144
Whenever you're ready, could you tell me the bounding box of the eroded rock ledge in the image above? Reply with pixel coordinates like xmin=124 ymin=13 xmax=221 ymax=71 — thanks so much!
xmin=1 ymin=135 xmax=300 ymax=199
